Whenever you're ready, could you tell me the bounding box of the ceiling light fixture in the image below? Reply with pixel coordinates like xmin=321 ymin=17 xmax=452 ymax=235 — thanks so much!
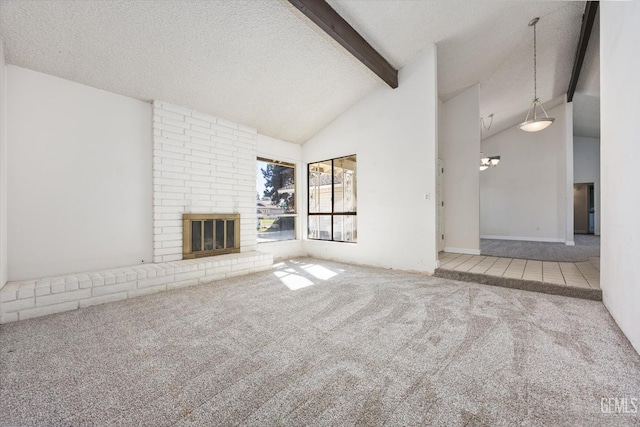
xmin=480 ymin=152 xmax=500 ymax=171
xmin=519 ymin=17 xmax=555 ymax=132
xmin=481 ymin=113 xmax=494 ymax=131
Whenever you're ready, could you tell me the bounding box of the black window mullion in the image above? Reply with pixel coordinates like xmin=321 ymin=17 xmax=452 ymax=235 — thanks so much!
xmin=307 ymin=156 xmax=356 ymax=242
xmin=331 ymin=159 xmax=334 ymax=241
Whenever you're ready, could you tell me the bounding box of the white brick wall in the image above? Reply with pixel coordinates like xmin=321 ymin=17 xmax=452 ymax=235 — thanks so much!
xmin=153 ymin=101 xmax=258 ymax=262
xmin=0 ymin=252 xmax=273 ymax=324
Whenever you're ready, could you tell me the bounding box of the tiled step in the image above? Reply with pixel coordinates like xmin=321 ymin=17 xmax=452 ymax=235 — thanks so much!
xmin=434 ymin=268 xmax=602 ymax=301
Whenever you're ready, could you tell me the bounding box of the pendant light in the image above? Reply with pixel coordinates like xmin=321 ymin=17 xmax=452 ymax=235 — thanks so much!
xmin=519 ymin=17 xmax=554 ymax=132
xmin=479 ymin=152 xmax=500 ymax=171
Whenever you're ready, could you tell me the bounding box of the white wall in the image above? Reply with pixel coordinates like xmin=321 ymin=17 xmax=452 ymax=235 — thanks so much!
xmin=302 ymin=47 xmax=439 ymax=273
xmin=564 ymin=102 xmax=574 ymax=245
xmin=7 ymin=66 xmax=153 ymax=280
xmin=0 ymin=41 xmax=7 ymax=287
xmin=256 ymin=134 xmax=304 ymax=260
xmin=439 ymin=85 xmax=480 ymax=254
xmin=480 ymin=102 xmax=570 ymax=242
xmin=600 ymin=1 xmax=640 ymax=354
xmin=573 ymin=136 xmax=600 ymax=235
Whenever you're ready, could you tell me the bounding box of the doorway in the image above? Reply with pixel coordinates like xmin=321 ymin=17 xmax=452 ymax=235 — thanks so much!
xmin=574 ymin=183 xmax=595 ymax=234
xmin=437 ymin=159 xmax=445 ymax=252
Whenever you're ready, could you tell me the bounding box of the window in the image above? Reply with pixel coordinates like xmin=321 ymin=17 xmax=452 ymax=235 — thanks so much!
xmin=308 ymin=155 xmax=357 ymax=242
xmin=256 ymin=158 xmax=296 ymax=243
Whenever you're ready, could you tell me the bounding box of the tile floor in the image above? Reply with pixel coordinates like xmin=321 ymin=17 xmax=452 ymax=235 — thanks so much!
xmin=438 ymin=252 xmax=600 ymax=289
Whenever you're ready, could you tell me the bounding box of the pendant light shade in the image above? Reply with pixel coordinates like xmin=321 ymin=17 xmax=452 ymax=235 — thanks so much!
xmin=520 ymin=118 xmax=555 ymax=132
xmin=519 ymin=17 xmax=554 ymax=132
xmin=519 ymin=99 xmax=555 ymax=132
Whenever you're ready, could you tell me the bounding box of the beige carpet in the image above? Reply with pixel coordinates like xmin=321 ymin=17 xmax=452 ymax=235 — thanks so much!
xmin=1 ymin=258 xmax=639 ymax=426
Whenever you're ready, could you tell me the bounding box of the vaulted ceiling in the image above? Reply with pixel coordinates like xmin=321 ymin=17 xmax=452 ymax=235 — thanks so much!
xmin=572 ymin=8 xmax=600 ymax=138
xmin=328 ymin=0 xmax=590 ymax=139
xmin=0 ymin=0 xmax=597 ymax=143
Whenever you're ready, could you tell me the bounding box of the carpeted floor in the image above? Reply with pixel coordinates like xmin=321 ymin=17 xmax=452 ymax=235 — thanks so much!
xmin=481 ymin=234 xmax=600 ymax=262
xmin=1 ymin=258 xmax=638 ymax=426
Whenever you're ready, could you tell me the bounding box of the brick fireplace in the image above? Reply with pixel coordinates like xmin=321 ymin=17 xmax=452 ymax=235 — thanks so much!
xmin=152 ymin=101 xmax=257 ymax=262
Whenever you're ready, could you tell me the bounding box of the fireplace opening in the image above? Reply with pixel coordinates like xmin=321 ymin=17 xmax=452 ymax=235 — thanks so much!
xmin=183 ymin=214 xmax=240 ymax=259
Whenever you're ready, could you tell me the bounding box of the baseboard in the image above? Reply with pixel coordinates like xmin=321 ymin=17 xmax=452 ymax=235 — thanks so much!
xmin=565 ymin=241 xmax=575 ymax=246
xmin=480 ymin=235 xmax=565 ymax=243
xmin=444 ymin=247 xmax=481 ymax=255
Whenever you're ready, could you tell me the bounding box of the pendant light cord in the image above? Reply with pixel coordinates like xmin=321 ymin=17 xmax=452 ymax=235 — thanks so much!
xmin=519 ymin=16 xmax=554 ymax=131
xmin=533 ymin=21 xmax=537 ymax=101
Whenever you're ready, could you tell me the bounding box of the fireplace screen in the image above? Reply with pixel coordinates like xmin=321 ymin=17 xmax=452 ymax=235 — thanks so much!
xmin=183 ymin=214 xmax=240 ymax=259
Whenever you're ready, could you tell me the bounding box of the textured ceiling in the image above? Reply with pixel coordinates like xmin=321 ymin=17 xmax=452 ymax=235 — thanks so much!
xmin=0 ymin=0 xmax=382 ymax=144
xmin=0 ymin=0 xmax=593 ymax=144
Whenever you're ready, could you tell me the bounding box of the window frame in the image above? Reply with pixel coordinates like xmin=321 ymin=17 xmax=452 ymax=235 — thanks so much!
xmin=307 ymin=155 xmax=357 ymax=243
xmin=256 ymin=157 xmax=298 ymax=244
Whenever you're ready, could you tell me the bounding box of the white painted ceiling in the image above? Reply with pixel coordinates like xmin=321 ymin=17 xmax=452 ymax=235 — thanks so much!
xmin=0 ymin=0 xmax=594 ymax=143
